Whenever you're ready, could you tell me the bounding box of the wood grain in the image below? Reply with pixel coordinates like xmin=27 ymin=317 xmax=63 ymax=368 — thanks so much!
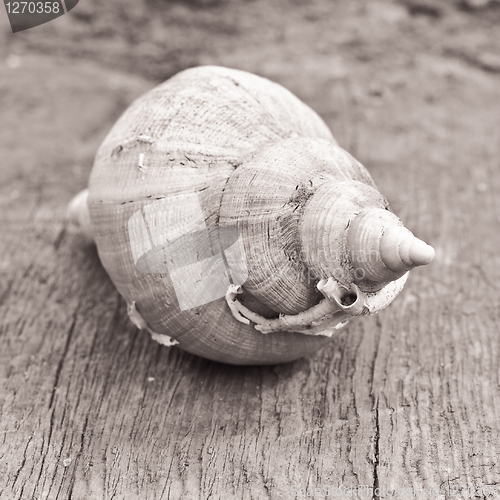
xmin=1 ymin=51 xmax=500 ymax=500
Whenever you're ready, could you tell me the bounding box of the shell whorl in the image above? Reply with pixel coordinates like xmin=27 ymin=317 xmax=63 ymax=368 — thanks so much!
xmin=298 ymin=180 xmax=390 ymax=291
xmin=300 ymin=193 xmax=435 ymax=292
xmin=218 ymin=137 xmax=377 ymax=314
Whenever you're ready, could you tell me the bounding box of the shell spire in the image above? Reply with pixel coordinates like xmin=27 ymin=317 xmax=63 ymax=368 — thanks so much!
xmin=380 ymin=226 xmax=435 ymax=269
xmin=347 ymin=208 xmax=435 ymax=287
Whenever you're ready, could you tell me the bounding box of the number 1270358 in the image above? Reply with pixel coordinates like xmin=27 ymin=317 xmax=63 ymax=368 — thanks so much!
xmin=5 ymin=2 xmax=61 ymax=14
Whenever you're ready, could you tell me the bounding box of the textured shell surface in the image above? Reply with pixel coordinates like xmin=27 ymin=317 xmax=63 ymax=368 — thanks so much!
xmin=87 ymin=66 xmax=427 ymax=365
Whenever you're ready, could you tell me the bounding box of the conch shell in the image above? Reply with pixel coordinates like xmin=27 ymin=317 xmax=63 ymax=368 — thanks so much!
xmin=69 ymin=66 xmax=434 ymax=365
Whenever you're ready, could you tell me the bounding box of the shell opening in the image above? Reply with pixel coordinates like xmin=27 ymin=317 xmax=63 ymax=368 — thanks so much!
xmin=317 ymin=278 xmax=366 ymax=316
xmin=340 ymin=291 xmax=357 ymax=307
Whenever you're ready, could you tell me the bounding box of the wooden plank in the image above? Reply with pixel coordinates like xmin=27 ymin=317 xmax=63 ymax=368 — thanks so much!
xmin=1 ymin=49 xmax=500 ymax=500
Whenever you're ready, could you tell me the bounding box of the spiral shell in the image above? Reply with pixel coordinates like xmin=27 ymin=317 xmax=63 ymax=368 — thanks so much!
xmin=80 ymin=66 xmax=434 ymax=365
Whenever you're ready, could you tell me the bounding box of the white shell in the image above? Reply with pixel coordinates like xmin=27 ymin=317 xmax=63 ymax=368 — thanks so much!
xmin=73 ymin=66 xmax=434 ymax=365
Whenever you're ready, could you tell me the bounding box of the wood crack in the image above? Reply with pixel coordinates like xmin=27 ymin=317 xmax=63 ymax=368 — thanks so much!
xmin=48 ymin=312 xmax=78 ymax=411
xmin=372 ymin=404 xmax=380 ymax=500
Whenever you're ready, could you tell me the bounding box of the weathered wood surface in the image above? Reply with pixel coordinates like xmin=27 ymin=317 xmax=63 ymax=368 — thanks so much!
xmin=1 ymin=50 xmax=500 ymax=500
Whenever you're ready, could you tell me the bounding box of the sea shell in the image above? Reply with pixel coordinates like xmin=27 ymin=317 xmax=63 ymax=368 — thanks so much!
xmin=71 ymin=66 xmax=434 ymax=365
